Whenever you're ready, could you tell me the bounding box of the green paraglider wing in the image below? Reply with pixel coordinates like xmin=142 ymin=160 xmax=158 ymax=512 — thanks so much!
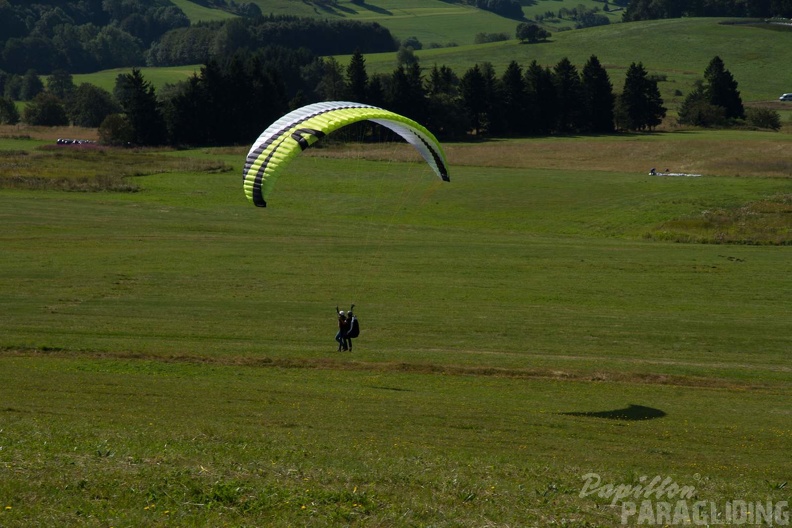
xmin=242 ymin=101 xmax=449 ymax=207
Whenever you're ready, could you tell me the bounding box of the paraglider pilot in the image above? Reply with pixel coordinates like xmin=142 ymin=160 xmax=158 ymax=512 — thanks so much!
xmin=345 ymin=307 xmax=359 ymax=352
xmin=335 ymin=306 xmax=351 ymax=351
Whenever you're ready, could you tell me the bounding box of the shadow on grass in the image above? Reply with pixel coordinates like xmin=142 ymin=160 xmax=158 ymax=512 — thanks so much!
xmin=366 ymin=385 xmax=412 ymax=392
xmin=359 ymin=3 xmax=392 ymax=16
xmin=561 ymin=404 xmax=666 ymax=421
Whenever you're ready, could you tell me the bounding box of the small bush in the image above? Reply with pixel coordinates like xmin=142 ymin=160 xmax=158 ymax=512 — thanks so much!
xmin=677 ymin=99 xmax=726 ymax=128
xmin=22 ymin=93 xmax=68 ymax=126
xmin=0 ymin=97 xmax=20 ymax=124
xmin=474 ymin=32 xmax=510 ymax=44
xmin=99 ymin=114 xmax=134 ymax=146
xmin=745 ymin=107 xmax=781 ymax=130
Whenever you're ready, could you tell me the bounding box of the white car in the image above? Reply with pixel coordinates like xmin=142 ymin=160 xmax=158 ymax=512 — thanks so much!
xmin=780 ymin=93 xmax=792 ymax=101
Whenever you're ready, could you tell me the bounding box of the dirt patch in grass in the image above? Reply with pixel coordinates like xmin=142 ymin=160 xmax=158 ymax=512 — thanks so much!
xmin=3 ymin=347 xmax=778 ymax=392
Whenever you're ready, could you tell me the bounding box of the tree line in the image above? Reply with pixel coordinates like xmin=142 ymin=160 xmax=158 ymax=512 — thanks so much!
xmin=0 ymin=0 xmax=190 ymax=74
xmin=147 ymin=15 xmax=396 ymax=67
xmin=2 ymin=37 xmax=766 ymax=142
xmin=1 ymin=48 xmax=678 ymax=145
xmin=623 ymin=0 xmax=792 ymax=20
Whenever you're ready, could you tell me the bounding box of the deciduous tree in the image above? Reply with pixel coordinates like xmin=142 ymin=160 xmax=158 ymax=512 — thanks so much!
xmin=516 ymin=22 xmax=551 ymax=43
xmin=66 ymin=83 xmax=119 ymax=127
xmin=23 ymin=92 xmax=68 ymax=126
xmin=0 ymin=96 xmax=20 ymax=124
xmin=47 ymin=69 xmax=75 ymax=99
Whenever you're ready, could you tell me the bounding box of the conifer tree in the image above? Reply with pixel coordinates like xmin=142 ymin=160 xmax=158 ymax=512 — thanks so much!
xmin=386 ymin=62 xmax=426 ymax=121
xmin=702 ymin=56 xmax=744 ymax=120
xmin=552 ymin=57 xmax=585 ymax=133
xmin=582 ymin=55 xmax=615 ymax=133
xmin=479 ymin=62 xmax=504 ymax=134
xmin=315 ymin=57 xmax=346 ymax=101
xmin=500 ymin=60 xmax=526 ymax=135
xmin=524 ymin=60 xmax=556 ymax=135
xmin=346 ymin=49 xmax=368 ymax=103
xmin=426 ymin=65 xmax=458 ymax=97
xmin=114 ymin=68 xmax=166 ymax=145
xmin=616 ymin=62 xmax=665 ymax=131
xmin=460 ymin=64 xmax=488 ymax=135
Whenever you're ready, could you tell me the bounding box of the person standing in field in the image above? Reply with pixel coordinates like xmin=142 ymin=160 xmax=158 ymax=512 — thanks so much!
xmin=335 ymin=307 xmax=350 ymax=351
xmin=345 ymin=308 xmax=359 ymax=351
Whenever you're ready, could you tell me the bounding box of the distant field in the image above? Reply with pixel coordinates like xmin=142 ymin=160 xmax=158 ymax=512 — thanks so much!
xmin=285 ymin=0 xmax=622 ymax=46
xmin=73 ymin=65 xmax=202 ymax=93
xmin=162 ymin=0 xmax=622 ymax=49
xmin=170 ymin=0 xmax=237 ymax=22
xmin=244 ymin=0 xmax=621 ymax=38
xmin=368 ymin=17 xmax=792 ymax=104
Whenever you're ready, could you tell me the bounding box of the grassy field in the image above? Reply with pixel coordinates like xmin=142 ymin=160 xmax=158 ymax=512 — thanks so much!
xmin=0 ymin=126 xmax=790 ymax=526
xmin=170 ymin=0 xmax=237 ymax=22
xmin=244 ymin=0 xmax=622 ymax=39
xmin=280 ymin=0 xmax=623 ymax=47
xmin=72 ymin=66 xmax=203 ymax=95
xmin=361 ymin=17 xmax=792 ymax=106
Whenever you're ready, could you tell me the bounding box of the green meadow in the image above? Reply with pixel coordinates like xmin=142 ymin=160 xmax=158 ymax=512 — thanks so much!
xmin=352 ymin=17 xmax=792 ymax=107
xmin=154 ymin=0 xmax=531 ymax=41
xmin=242 ymin=0 xmax=621 ymax=38
xmin=0 ymin=127 xmax=790 ymax=526
xmin=170 ymin=0 xmax=237 ymax=22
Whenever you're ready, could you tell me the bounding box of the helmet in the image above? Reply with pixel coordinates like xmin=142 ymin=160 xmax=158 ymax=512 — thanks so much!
xmin=338 ymin=311 xmax=345 ymax=317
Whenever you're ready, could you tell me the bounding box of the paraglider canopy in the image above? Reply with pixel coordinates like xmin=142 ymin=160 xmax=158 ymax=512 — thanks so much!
xmin=242 ymin=101 xmax=450 ymax=207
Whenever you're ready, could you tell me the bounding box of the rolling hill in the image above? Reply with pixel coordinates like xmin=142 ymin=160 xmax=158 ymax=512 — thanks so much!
xmin=180 ymin=0 xmax=622 ymax=41
xmin=73 ymin=14 xmax=792 ymax=119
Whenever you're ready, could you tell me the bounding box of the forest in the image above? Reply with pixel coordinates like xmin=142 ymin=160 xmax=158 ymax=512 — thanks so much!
xmin=622 ymin=0 xmax=792 ymax=20
xmin=4 ymin=47 xmax=762 ymax=148
xmin=0 ymin=0 xmax=397 ymax=74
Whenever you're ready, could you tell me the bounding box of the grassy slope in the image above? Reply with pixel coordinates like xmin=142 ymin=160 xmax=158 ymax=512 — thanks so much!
xmin=0 ymin=130 xmax=789 ymax=525
xmin=245 ymin=0 xmax=621 ymax=38
xmin=1 ymin=354 xmax=788 ymax=526
xmin=375 ymin=18 xmax=792 ymax=103
xmin=7 ymin=4 xmax=792 ymax=524
xmin=72 ymin=65 xmax=203 ymax=93
xmin=170 ymin=0 xmax=237 ymax=21
xmin=1 ymin=133 xmax=789 ymax=380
